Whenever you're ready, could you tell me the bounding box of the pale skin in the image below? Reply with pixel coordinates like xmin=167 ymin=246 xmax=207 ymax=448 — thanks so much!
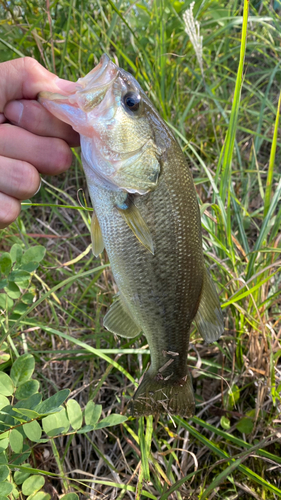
xmin=0 ymin=57 xmax=80 ymax=229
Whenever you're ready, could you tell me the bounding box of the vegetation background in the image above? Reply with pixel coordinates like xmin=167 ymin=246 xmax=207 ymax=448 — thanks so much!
xmin=0 ymin=0 xmax=281 ymax=498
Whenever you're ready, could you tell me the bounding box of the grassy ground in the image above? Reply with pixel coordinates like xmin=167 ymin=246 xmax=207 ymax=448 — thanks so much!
xmin=0 ymin=0 xmax=281 ymax=498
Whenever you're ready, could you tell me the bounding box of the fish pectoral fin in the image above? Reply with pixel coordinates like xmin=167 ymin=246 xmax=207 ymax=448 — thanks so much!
xmin=194 ymin=267 xmax=224 ymax=343
xmin=90 ymin=212 xmax=105 ymax=257
xmin=116 ymin=202 xmax=154 ymax=255
xmin=103 ymin=295 xmax=142 ymax=338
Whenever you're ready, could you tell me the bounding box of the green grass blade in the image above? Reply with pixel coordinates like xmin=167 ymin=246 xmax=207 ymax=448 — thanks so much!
xmin=247 ymin=177 xmax=281 ymax=278
xmin=219 ymin=0 xmax=249 ymax=203
xmin=5 ymin=264 xmax=109 ymax=341
xmin=263 ymin=90 xmax=281 ymax=218
xmin=192 ymin=416 xmax=281 ymax=464
xmin=0 ymin=37 xmax=25 ymax=57
xmin=201 ymin=438 xmax=275 ymax=500
xmin=175 ymin=417 xmax=281 ymax=498
xmin=159 ymin=470 xmax=199 ymax=500
xmin=41 ymin=326 xmax=137 ymax=386
xmin=59 ymin=0 xmax=74 ymax=77
xmin=138 ymin=417 xmax=150 ymax=481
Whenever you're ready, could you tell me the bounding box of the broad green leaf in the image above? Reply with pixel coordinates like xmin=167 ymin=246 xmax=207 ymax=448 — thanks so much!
xmin=0 ymin=254 xmax=12 ymax=276
xmin=22 ymin=246 xmax=46 ymax=265
xmin=0 ymin=464 xmax=9 ymax=482
xmin=42 ymin=409 xmax=70 ymax=436
xmin=9 ymin=429 xmax=23 ymax=453
xmin=95 ymin=414 xmax=127 ymax=429
xmin=10 ymin=443 xmax=31 ymax=465
xmin=60 ymin=494 xmax=79 ymax=500
xmin=15 ymin=380 xmax=40 ymax=400
xmin=236 ymin=417 xmax=254 ymax=435
xmin=220 ymin=416 xmax=230 ymax=430
xmin=0 ymin=453 xmax=7 ymax=465
xmin=85 ymin=401 xmax=102 ymax=426
xmin=10 ymin=244 xmax=23 ymax=264
xmin=22 ymin=475 xmax=44 ymax=496
xmin=0 ymin=495 xmax=9 ymax=500
xmin=228 ymin=384 xmax=240 ymax=406
xmin=0 ymin=352 xmax=9 ymax=364
xmin=27 ymin=492 xmax=51 ymax=500
xmin=0 ymin=396 xmax=9 ymax=410
xmin=0 ymin=439 xmax=9 ymax=453
xmin=0 ymin=481 xmax=13 ymax=495
xmin=0 ymin=294 xmax=14 ymax=311
xmin=23 ymin=420 xmax=42 ymax=442
xmin=14 ymin=467 xmax=32 ymax=485
xmin=77 ymin=425 xmax=95 ymax=434
xmin=35 ymin=390 xmax=70 ymax=415
xmin=21 ymin=292 xmax=35 ymax=304
xmin=66 ymin=399 xmax=82 ymax=430
xmin=15 ymin=393 xmax=42 ymax=410
xmin=8 ymin=270 xmax=30 ymax=286
xmin=13 ymin=303 xmax=29 ymax=314
xmin=4 ymin=282 xmax=21 ymax=299
xmin=0 ymin=280 xmax=8 ymax=290
xmin=10 ymin=354 xmax=35 ymax=387
xmin=0 ymin=373 xmax=14 ymax=396
xmin=12 ymin=408 xmax=39 ymax=420
xmin=20 ymin=262 xmax=40 ymax=273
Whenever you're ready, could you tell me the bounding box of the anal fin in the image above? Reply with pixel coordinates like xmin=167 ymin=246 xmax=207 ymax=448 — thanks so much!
xmin=91 ymin=212 xmax=104 ymax=257
xmin=194 ymin=267 xmax=224 ymax=343
xmin=103 ymin=295 xmax=142 ymax=339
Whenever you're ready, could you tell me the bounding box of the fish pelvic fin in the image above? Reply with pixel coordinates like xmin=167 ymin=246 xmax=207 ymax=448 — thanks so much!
xmin=116 ymin=200 xmax=154 ymax=254
xmin=194 ymin=266 xmax=224 ymax=343
xmin=103 ymin=294 xmax=142 ymax=338
xmin=128 ymin=371 xmax=195 ymax=417
xmin=90 ymin=212 xmax=104 ymax=257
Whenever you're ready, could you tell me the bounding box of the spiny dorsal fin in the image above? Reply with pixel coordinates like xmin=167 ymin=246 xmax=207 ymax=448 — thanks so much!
xmin=194 ymin=267 xmax=224 ymax=343
xmin=90 ymin=212 xmax=104 ymax=257
xmin=103 ymin=294 xmax=142 ymax=339
xmin=116 ymin=201 xmax=154 ymax=255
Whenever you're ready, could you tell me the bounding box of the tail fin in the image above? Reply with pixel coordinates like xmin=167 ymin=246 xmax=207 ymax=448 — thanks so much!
xmin=128 ymin=371 xmax=195 ymax=417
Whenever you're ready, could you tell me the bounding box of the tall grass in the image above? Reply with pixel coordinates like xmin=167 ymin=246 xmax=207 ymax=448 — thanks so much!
xmin=0 ymin=0 xmax=281 ymax=498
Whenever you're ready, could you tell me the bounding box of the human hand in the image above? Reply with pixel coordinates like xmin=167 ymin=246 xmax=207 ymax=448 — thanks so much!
xmin=0 ymin=57 xmax=80 ymax=229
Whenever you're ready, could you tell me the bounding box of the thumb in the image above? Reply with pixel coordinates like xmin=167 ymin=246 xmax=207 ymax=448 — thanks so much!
xmin=0 ymin=57 xmax=76 ymax=113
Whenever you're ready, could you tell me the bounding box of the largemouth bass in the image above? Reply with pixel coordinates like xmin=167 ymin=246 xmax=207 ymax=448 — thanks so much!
xmin=39 ymin=54 xmax=224 ymax=417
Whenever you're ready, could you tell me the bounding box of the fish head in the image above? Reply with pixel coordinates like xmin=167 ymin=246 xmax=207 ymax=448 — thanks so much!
xmin=39 ymin=54 xmax=169 ymax=194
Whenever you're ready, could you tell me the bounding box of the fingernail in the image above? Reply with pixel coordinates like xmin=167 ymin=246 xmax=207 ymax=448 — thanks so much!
xmin=5 ymin=101 xmax=24 ymax=125
xmin=34 ymin=179 xmax=42 ymax=196
xmin=54 ymin=77 xmax=76 ymax=93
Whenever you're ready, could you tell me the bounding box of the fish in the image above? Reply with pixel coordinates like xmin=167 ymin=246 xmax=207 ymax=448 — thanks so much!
xmin=39 ymin=54 xmax=224 ymax=417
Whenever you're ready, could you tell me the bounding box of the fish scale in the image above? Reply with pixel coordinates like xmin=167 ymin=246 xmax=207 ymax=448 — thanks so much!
xmin=39 ymin=53 xmax=224 ymax=417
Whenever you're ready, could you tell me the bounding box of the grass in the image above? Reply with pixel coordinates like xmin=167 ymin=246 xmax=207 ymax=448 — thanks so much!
xmin=0 ymin=0 xmax=281 ymax=498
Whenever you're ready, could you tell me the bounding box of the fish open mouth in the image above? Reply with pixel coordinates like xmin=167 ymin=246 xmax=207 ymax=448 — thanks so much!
xmin=38 ymin=54 xmax=119 ymax=113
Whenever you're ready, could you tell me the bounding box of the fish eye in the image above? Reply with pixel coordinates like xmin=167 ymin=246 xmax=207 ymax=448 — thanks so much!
xmin=123 ymin=92 xmax=141 ymax=112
